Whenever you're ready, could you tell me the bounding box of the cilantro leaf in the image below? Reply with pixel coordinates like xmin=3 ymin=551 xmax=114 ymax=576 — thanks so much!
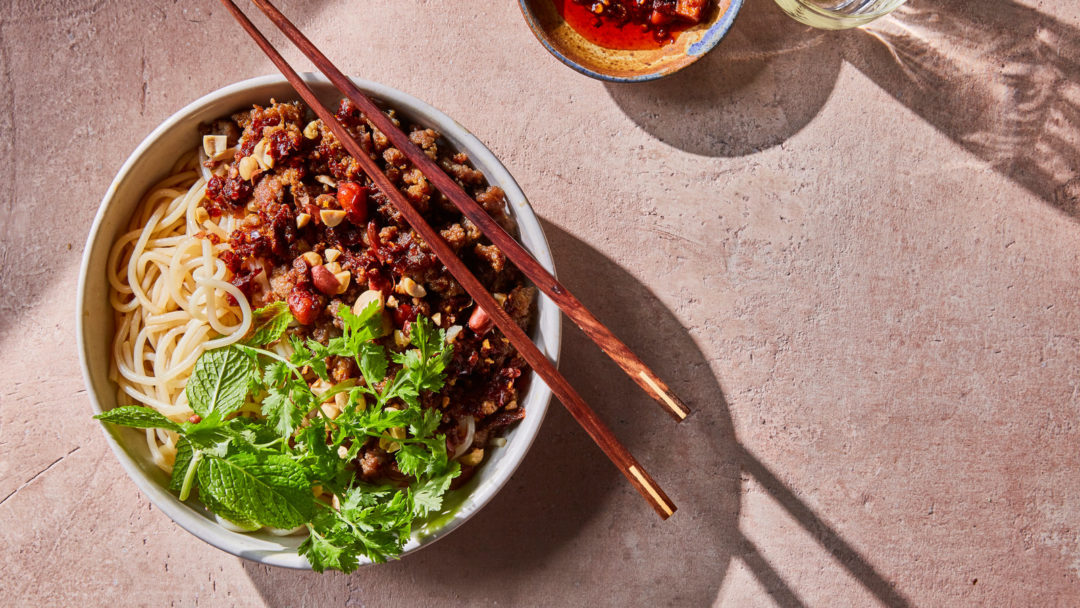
xmin=409 ymin=407 xmax=442 ymax=440
xmin=262 ymin=360 xmax=291 ymax=387
xmin=339 ymin=299 xmax=387 ymax=344
xmin=245 ymin=301 xmax=293 ymax=346
xmin=410 ymin=462 xmax=461 ymax=517
xmin=94 ymin=406 xmax=182 ymax=432
xmin=300 ymin=521 xmax=360 ymax=573
xmin=356 ymin=341 xmax=388 ymax=391
xmin=394 ymin=444 xmax=429 ymax=478
xmin=185 ymin=346 xmax=254 ymax=418
xmin=261 ymin=381 xmax=311 ymax=440
xmin=293 ymin=419 xmax=345 ymax=484
xmin=196 ymin=452 xmax=315 ymax=530
xmin=287 ymin=336 xmax=329 ymax=381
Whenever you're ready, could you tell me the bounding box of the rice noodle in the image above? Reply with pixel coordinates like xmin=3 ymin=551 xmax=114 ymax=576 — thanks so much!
xmin=107 ymin=148 xmax=252 ymax=472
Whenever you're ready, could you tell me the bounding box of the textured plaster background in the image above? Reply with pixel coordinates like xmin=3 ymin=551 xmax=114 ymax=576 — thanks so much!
xmin=2 ymin=0 xmax=1079 ymax=606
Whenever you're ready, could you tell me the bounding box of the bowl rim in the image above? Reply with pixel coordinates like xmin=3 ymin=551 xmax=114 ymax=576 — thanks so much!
xmin=76 ymin=73 xmax=561 ymax=569
xmin=517 ymin=0 xmax=745 ymax=83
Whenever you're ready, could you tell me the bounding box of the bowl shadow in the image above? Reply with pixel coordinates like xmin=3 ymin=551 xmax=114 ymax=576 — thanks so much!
xmin=241 ymin=219 xmax=743 ymax=605
xmin=604 ymin=0 xmax=844 ymax=157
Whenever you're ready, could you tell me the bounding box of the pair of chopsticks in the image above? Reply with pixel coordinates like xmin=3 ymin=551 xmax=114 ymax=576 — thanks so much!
xmin=220 ymin=0 xmax=686 ymax=519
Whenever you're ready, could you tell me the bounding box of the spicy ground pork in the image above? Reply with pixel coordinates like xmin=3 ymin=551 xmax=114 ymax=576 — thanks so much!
xmin=201 ymin=99 xmax=536 ymax=483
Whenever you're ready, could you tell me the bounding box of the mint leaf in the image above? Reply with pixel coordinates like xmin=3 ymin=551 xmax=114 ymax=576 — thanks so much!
xmin=169 ymin=437 xmax=195 ymax=492
xmin=196 ymin=452 xmax=314 ymax=530
xmin=245 ymin=302 xmax=293 ymax=346
xmin=94 ymin=406 xmax=182 ymax=433
xmin=104 ymin=310 xmax=465 ymax=572
xmin=198 ymin=486 xmax=261 ymax=531
xmin=185 ymin=346 xmax=254 ymax=418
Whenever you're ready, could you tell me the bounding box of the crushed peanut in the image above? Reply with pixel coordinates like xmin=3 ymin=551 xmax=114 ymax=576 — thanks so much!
xmin=446 ymin=325 xmax=463 ymax=343
xmin=333 ymin=271 xmax=351 ymax=294
xmin=252 ymin=139 xmax=268 ymax=170
xmin=238 ymin=155 xmax=259 ymax=180
xmin=202 ymin=134 xmax=227 ymax=158
xmin=320 ymin=209 xmax=346 ymax=227
xmin=320 ymin=402 xmax=341 ymax=420
xmin=397 ymin=276 xmax=427 ymax=298
xmin=352 ymin=289 xmax=385 ymax=315
xmin=301 ymin=251 xmax=322 ymax=267
xmin=324 ymin=248 xmax=341 ymax=262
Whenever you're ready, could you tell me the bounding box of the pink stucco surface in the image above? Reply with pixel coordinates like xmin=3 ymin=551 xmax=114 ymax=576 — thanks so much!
xmin=2 ymin=0 xmax=1079 ymax=605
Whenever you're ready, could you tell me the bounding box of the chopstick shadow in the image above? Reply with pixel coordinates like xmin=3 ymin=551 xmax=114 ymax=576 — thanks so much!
xmin=240 ymin=218 xmax=743 ymax=603
xmin=240 ymin=219 xmax=911 ymax=606
xmin=734 ymin=443 xmax=913 ymax=607
xmin=604 ymin=0 xmax=845 ymax=157
xmin=844 ymin=0 xmax=1080 ymax=219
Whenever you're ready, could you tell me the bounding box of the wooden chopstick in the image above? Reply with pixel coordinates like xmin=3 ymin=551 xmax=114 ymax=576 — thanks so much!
xmin=218 ymin=0 xmax=677 ymax=519
xmin=245 ymin=0 xmax=690 ymax=424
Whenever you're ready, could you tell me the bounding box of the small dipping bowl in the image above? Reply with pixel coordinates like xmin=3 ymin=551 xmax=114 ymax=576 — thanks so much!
xmin=519 ymin=0 xmax=744 ymax=82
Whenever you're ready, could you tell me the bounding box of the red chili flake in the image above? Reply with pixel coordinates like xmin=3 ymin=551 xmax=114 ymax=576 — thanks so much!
xmin=392 ymin=302 xmax=416 ymax=328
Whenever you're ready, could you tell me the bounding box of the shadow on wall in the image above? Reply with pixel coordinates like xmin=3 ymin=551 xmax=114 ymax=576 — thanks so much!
xmin=240 ymin=221 xmax=912 ymax=607
xmin=847 ymin=0 xmax=1080 ymax=218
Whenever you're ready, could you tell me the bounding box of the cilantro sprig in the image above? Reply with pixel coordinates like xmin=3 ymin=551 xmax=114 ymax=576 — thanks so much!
xmin=95 ymin=299 xmax=460 ymax=572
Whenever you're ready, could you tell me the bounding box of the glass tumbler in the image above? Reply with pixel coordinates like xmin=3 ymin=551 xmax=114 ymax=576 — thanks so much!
xmin=772 ymin=0 xmax=907 ymax=29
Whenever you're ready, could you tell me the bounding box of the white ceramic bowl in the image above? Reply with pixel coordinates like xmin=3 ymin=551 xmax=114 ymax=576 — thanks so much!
xmin=77 ymin=74 xmax=561 ymax=569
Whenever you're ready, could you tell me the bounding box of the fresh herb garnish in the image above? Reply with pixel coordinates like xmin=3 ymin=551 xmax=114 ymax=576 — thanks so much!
xmin=95 ymin=299 xmax=459 ymax=572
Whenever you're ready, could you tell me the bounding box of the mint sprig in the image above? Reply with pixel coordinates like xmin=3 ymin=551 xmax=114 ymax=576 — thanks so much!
xmin=94 ymin=299 xmax=462 ymax=572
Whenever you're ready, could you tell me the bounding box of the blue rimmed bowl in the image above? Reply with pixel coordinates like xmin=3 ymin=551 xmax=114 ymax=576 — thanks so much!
xmin=519 ymin=0 xmax=743 ymax=82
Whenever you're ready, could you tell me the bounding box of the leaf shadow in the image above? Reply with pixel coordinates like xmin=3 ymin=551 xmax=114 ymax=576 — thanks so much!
xmin=843 ymin=0 xmax=1080 ymax=218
